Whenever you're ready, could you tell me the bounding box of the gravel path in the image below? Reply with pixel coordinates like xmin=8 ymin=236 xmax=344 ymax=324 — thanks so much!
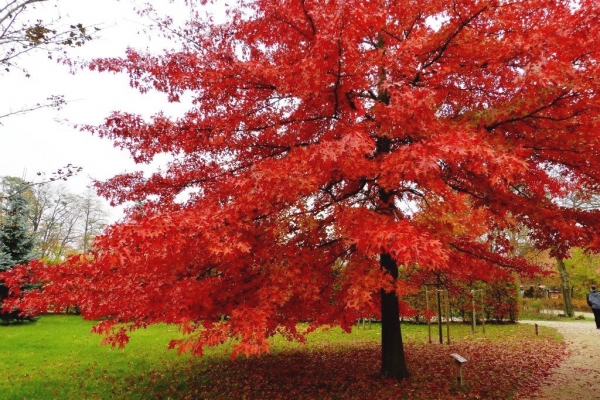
xmin=519 ymin=320 xmax=600 ymax=399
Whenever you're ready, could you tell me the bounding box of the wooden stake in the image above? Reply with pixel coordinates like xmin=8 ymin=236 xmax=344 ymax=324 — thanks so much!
xmin=426 ymin=287 xmax=432 ymax=344
xmin=445 ymin=289 xmax=451 ymax=345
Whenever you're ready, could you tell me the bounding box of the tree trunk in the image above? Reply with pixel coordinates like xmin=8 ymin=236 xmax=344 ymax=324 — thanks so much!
xmin=380 ymin=253 xmax=410 ymax=380
xmin=556 ymin=257 xmax=574 ymax=317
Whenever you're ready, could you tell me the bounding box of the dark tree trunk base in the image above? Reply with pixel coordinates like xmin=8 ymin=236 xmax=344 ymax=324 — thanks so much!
xmin=380 ymin=253 xmax=410 ymax=381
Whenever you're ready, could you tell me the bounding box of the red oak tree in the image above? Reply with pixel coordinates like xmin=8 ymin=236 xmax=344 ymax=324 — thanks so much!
xmin=4 ymin=0 xmax=600 ymax=381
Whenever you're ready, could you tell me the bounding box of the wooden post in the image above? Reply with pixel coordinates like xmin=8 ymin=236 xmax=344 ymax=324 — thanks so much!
xmin=445 ymin=289 xmax=451 ymax=345
xmin=535 ymin=323 xmax=539 ymax=335
xmin=471 ymin=290 xmax=476 ymax=334
xmin=437 ymin=288 xmax=443 ymax=344
xmin=471 ymin=289 xmax=486 ymax=334
xmin=426 ymin=287 xmax=432 ymax=344
xmin=481 ymin=290 xmax=486 ymax=334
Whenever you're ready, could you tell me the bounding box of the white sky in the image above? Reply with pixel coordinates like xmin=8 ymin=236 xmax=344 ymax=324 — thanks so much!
xmin=0 ymin=0 xmax=198 ymax=221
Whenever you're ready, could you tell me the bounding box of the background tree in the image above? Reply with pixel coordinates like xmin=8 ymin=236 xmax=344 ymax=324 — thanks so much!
xmin=1 ymin=176 xmax=108 ymax=260
xmin=78 ymin=190 xmax=107 ymax=253
xmin=548 ymin=179 xmax=600 ymax=316
xmin=36 ymin=189 xmax=108 ymax=261
xmin=33 ymin=184 xmax=71 ymax=258
xmin=564 ymin=248 xmax=600 ymax=298
xmin=0 ymin=177 xmax=35 ymax=269
xmin=0 ymin=177 xmax=35 ymax=321
xmin=4 ymin=0 xmax=600 ymax=382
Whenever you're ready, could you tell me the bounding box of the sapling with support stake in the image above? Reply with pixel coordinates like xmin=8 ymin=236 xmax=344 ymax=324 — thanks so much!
xmin=425 ymin=282 xmax=451 ymax=345
xmin=471 ymin=288 xmax=486 ymax=334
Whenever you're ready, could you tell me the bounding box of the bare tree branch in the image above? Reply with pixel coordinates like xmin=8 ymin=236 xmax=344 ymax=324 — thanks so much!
xmin=0 ymin=0 xmax=99 ymax=75
xmin=0 ymin=94 xmax=65 ymax=120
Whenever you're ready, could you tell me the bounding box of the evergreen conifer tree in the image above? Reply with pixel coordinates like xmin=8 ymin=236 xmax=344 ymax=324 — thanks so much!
xmin=0 ymin=178 xmax=35 ymax=322
xmin=0 ymin=241 xmax=12 ymax=269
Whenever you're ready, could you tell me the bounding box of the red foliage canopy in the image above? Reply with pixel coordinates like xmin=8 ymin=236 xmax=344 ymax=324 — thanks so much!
xmin=4 ymin=0 xmax=600 ymax=360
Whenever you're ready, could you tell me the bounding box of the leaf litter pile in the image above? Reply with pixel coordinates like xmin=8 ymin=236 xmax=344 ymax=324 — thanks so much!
xmin=145 ymin=325 xmax=565 ymax=400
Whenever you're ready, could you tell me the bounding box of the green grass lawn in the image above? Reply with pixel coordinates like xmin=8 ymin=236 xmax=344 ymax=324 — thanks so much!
xmin=0 ymin=315 xmax=197 ymax=399
xmin=0 ymin=315 xmax=565 ymax=399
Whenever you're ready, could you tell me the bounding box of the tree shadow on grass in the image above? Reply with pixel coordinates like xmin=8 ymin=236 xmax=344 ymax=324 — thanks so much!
xmin=136 ymin=337 xmax=565 ymax=400
xmin=0 ymin=313 xmax=39 ymax=325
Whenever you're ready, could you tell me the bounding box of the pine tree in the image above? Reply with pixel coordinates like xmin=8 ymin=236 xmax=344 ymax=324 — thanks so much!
xmin=0 ymin=179 xmax=35 ymax=268
xmin=0 ymin=241 xmax=12 ymax=270
xmin=0 ymin=178 xmax=36 ymax=322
